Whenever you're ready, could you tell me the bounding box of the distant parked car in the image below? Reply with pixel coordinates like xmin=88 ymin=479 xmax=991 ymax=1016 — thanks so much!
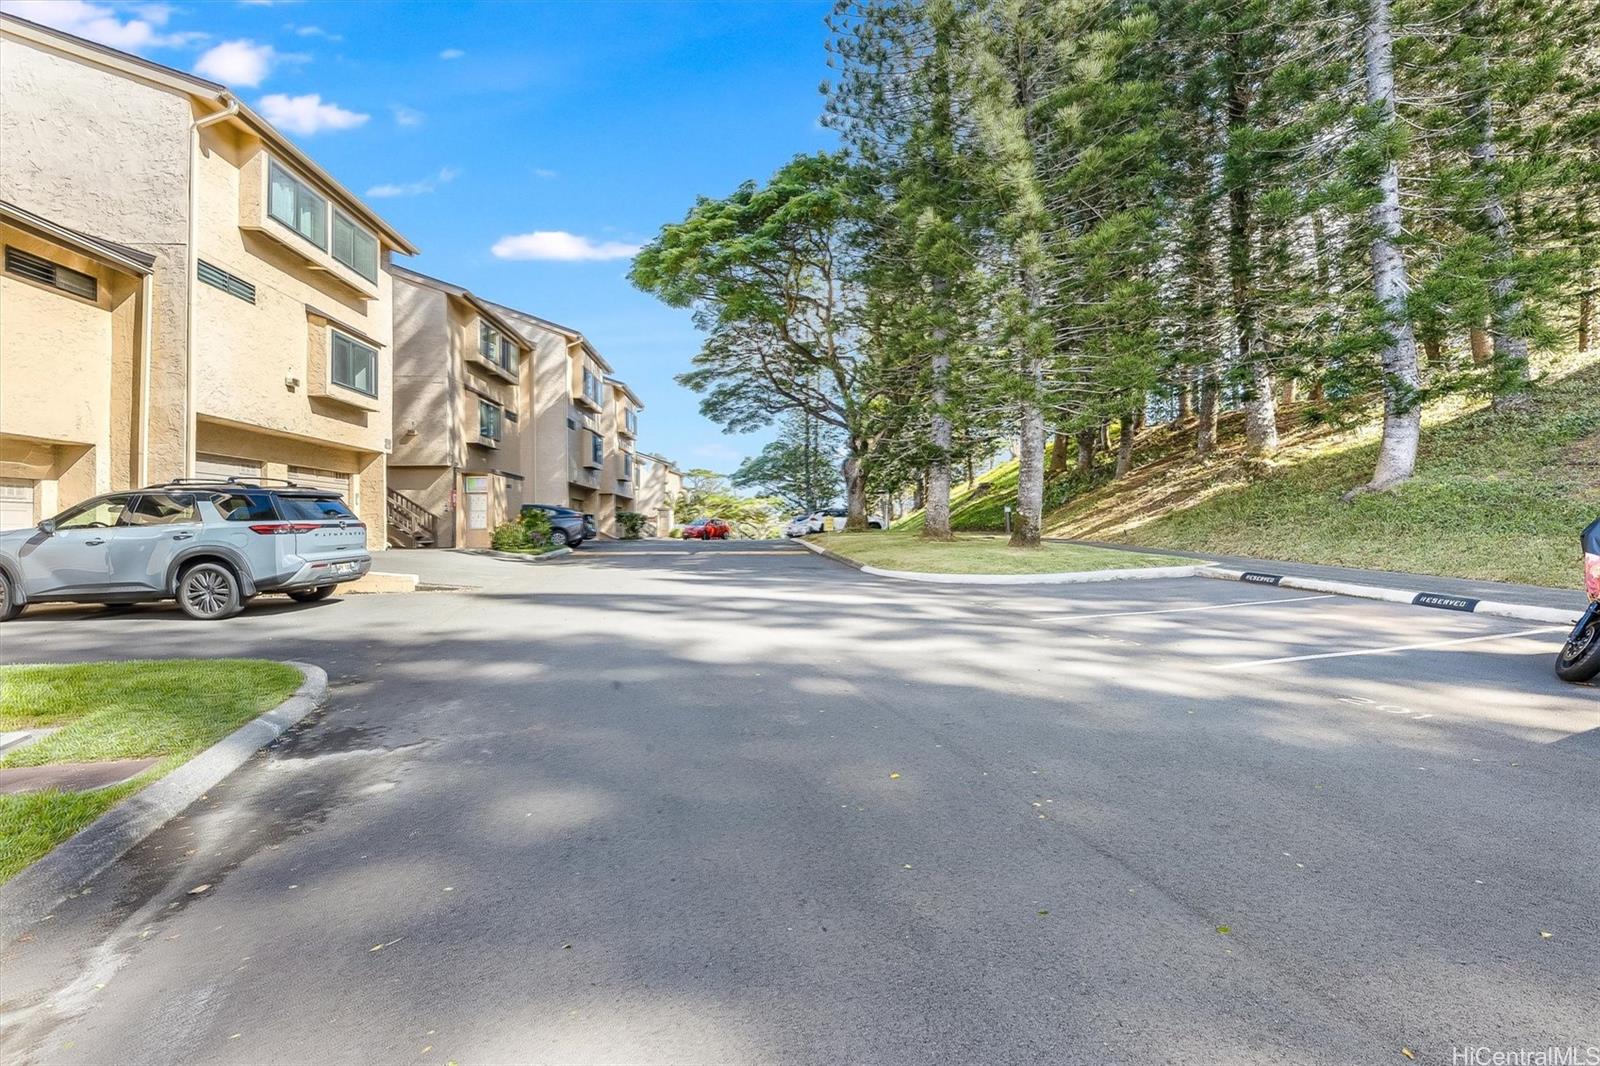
xmin=0 ymin=479 xmax=371 ymax=622
xmin=681 ymin=517 xmax=732 ymax=540
xmin=520 ymin=504 xmax=588 ymax=548
xmin=784 ymin=513 xmax=812 ymax=538
xmin=809 ymin=508 xmax=885 ymax=533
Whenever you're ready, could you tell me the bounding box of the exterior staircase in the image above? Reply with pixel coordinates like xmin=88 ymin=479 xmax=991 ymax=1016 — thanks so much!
xmin=387 ymin=488 xmax=439 ymax=548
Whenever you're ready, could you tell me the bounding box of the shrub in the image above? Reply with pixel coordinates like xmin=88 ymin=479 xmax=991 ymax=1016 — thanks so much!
xmin=519 ymin=507 xmax=553 ymax=542
xmin=491 ymin=521 xmax=534 ymax=552
xmin=616 ymin=510 xmax=647 ymax=539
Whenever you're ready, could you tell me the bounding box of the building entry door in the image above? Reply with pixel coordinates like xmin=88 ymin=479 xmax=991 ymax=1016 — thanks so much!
xmin=463 ymin=475 xmax=490 ymax=545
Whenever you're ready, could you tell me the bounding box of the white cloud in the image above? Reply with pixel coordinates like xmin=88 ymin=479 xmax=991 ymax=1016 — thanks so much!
xmin=0 ymin=0 xmax=194 ymax=50
xmin=366 ymin=167 xmax=460 ymax=199
xmin=491 ymin=231 xmax=641 ymax=262
xmin=390 ymin=104 xmax=424 ymax=128
xmin=258 ymin=93 xmax=368 ymax=135
xmin=438 ymin=47 xmax=464 ymax=60
xmin=290 ymin=23 xmax=340 ymax=41
xmin=194 ymin=38 xmax=279 ymax=86
xmin=532 ymin=167 xmax=558 ymax=179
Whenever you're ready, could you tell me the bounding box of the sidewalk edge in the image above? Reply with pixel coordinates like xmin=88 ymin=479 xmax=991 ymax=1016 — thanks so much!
xmin=0 ymin=661 xmax=328 ymax=948
xmin=1194 ymin=568 xmax=1578 ymax=624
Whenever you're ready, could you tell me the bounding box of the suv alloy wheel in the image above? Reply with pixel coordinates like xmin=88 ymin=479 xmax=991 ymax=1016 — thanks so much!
xmin=177 ymin=561 xmax=243 ymax=620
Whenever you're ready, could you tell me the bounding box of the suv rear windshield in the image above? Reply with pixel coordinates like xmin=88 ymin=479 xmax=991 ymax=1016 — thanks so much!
xmin=275 ymin=495 xmax=357 ymax=521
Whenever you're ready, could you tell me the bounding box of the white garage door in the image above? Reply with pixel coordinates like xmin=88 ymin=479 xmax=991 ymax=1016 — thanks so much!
xmin=0 ymin=478 xmax=35 ymax=530
xmin=288 ymin=465 xmax=351 ymax=500
xmin=195 ymin=454 xmax=262 ymax=483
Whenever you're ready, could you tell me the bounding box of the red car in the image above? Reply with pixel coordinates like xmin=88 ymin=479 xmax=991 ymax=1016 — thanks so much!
xmin=681 ymin=517 xmax=731 ymax=540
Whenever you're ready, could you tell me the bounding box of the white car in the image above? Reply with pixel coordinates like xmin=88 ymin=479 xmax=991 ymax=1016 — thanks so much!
xmin=807 ymin=508 xmax=884 ymax=533
xmin=783 ymin=514 xmax=812 ymax=538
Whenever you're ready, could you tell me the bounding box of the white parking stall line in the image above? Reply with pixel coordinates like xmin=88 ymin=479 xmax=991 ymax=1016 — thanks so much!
xmin=1218 ymin=625 xmax=1568 ymax=670
xmin=1037 ymin=593 xmax=1333 ymax=624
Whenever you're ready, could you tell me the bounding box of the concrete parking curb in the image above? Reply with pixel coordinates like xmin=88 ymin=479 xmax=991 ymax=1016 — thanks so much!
xmin=455 ymin=546 xmax=573 ymax=563
xmin=0 ymin=661 xmax=328 ymax=948
xmin=1194 ymin=567 xmax=1579 ymax=625
xmin=796 ymin=538 xmax=1208 ymax=585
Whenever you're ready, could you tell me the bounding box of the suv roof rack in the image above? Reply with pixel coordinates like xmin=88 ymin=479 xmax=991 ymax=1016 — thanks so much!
xmin=146 ymin=477 xmax=307 ymax=491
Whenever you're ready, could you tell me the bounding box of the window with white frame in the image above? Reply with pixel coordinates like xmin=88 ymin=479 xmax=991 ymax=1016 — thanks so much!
xmin=331 ymin=209 xmax=378 ymax=281
xmin=589 ymin=431 xmax=604 ymax=467
xmin=582 ymin=367 xmax=601 ymax=404
xmin=479 ymin=400 xmax=503 ymax=442
xmin=624 ymin=407 xmax=638 ymax=435
xmin=622 ymin=452 xmax=633 ymax=480
xmin=331 ymin=330 xmax=378 ymax=397
xmin=268 ymin=161 xmax=328 ymax=250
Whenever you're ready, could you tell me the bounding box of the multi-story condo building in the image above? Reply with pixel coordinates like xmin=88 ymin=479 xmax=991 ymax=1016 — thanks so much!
xmin=483 ymin=300 xmax=624 ymax=529
xmin=634 ymin=452 xmax=683 ymax=536
xmin=387 ymin=267 xmax=533 ymax=548
xmin=0 ymin=14 xmax=415 ymax=546
xmin=386 ymin=274 xmax=678 ymax=542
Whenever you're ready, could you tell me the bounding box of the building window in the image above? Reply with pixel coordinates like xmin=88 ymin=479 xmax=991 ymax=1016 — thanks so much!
xmin=268 ymin=161 xmax=328 ymax=250
xmin=5 ymin=246 xmax=97 ymax=300
xmin=331 ymin=329 xmax=378 ymax=396
xmin=331 ymin=209 xmax=378 ymax=282
xmin=582 ymin=367 xmax=605 ymax=406
xmin=479 ymin=400 xmax=503 ymax=442
xmin=624 ymin=407 xmax=638 ymax=436
xmin=499 ymin=336 xmax=516 ymax=371
xmin=589 ymin=431 xmax=604 ymax=467
xmin=197 ymin=259 xmax=256 ymax=303
xmin=622 ymin=452 xmax=633 ymax=480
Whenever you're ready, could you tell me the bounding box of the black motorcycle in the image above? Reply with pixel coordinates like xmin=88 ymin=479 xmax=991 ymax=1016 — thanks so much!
xmin=1555 ymin=516 xmax=1600 ymax=683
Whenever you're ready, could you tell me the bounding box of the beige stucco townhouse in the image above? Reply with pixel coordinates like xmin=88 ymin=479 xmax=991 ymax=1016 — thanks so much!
xmin=0 ymin=13 xmax=416 ymax=547
xmin=482 ymin=300 xmax=626 ymax=533
xmin=0 ymin=201 xmax=156 ymax=528
xmin=634 ymin=452 xmax=682 ymax=536
xmin=387 ymin=266 xmax=533 ymax=548
xmin=597 ymin=377 xmax=643 ymax=535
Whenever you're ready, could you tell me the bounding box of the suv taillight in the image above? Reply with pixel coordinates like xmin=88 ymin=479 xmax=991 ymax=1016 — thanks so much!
xmin=1585 ymin=553 xmax=1600 ymax=600
xmin=248 ymin=522 xmax=320 ymax=535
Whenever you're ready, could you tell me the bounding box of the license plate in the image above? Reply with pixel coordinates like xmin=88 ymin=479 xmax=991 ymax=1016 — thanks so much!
xmin=330 ymin=562 xmax=359 ymax=576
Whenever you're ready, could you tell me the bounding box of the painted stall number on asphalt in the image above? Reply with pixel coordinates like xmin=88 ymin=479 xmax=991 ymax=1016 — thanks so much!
xmin=1338 ymin=695 xmax=1432 ymax=721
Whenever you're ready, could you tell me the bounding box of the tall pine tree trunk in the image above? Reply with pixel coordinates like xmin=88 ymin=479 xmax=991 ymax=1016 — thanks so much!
xmin=1176 ymin=368 xmax=1193 ymax=419
xmin=923 ymin=311 xmax=953 ymax=540
xmin=1350 ymin=0 xmax=1422 ymax=496
xmin=1075 ymin=428 xmax=1096 ymax=476
xmin=1197 ymin=368 xmax=1220 ymax=456
xmin=1012 ymin=399 xmax=1046 ymax=547
xmin=1469 ymin=325 xmax=1492 ymax=365
xmin=1226 ymin=34 xmax=1278 ymax=457
xmin=1114 ymin=411 xmax=1136 ymax=478
xmin=1049 ymin=430 xmax=1071 ymax=475
xmin=843 ymin=452 xmax=869 ymax=530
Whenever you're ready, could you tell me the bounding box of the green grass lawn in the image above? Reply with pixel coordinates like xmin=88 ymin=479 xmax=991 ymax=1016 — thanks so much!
xmin=893 ymin=353 xmax=1599 ymax=588
xmin=813 ymin=531 xmax=1191 ymax=575
xmin=0 ymin=659 xmax=303 ymax=883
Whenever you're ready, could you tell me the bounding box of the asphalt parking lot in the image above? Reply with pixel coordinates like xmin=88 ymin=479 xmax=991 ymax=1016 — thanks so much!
xmin=1 ymin=539 xmax=1595 ymax=1065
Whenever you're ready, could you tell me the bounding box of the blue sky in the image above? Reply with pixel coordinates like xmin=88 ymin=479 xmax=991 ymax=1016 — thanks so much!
xmin=6 ymin=0 xmax=840 ymax=472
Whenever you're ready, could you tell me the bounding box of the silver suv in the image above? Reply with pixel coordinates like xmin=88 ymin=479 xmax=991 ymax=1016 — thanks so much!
xmin=0 ymin=480 xmax=371 ymax=622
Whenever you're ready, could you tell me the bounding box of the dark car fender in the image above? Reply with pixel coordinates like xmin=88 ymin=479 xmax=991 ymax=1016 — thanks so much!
xmin=163 ymin=545 xmax=260 ymax=597
xmin=0 ymin=557 xmax=26 ymax=606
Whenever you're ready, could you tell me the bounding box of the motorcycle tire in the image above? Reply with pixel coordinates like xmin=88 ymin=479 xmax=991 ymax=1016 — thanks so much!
xmin=1555 ymin=616 xmax=1600 ymax=683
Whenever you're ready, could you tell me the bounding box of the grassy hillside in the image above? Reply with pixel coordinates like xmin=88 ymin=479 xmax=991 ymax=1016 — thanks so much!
xmin=895 ymin=354 xmax=1600 ymax=588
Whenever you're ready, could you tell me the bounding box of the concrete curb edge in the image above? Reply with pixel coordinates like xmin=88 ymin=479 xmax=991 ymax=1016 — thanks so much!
xmin=456 ymin=546 xmax=573 ymax=563
xmin=0 ymin=660 xmax=329 ymax=948
xmin=797 ymin=538 xmax=1208 ymax=586
xmin=1194 ymin=568 xmax=1578 ymax=625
